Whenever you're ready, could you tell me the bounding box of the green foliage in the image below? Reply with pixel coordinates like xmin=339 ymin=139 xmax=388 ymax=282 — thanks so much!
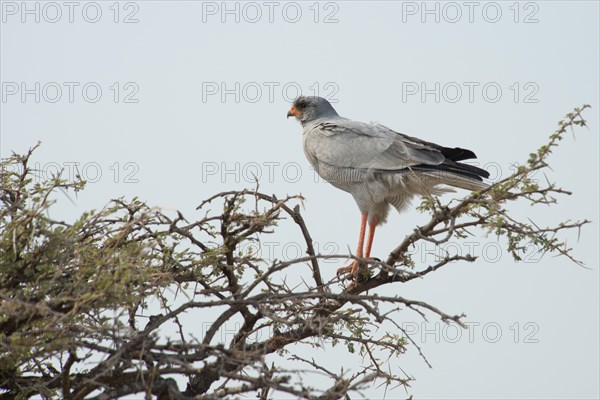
xmin=0 ymin=145 xmax=180 ymax=397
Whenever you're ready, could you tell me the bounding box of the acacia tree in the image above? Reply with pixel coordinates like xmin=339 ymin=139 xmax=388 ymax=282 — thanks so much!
xmin=0 ymin=106 xmax=591 ymax=399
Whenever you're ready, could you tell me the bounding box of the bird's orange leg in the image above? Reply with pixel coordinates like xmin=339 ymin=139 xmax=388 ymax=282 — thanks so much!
xmin=364 ymin=217 xmax=378 ymax=259
xmin=337 ymin=213 xmax=367 ymax=277
xmin=345 ymin=217 xmax=379 ymax=281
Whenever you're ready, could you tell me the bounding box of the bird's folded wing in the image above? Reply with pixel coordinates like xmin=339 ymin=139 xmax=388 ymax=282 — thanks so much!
xmin=306 ymin=119 xmax=446 ymax=170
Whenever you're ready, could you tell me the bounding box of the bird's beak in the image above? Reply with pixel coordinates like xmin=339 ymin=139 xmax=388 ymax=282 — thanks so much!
xmin=287 ymin=106 xmax=300 ymax=119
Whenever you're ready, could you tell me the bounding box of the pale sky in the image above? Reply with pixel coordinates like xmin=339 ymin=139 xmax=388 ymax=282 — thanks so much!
xmin=1 ymin=1 xmax=599 ymax=399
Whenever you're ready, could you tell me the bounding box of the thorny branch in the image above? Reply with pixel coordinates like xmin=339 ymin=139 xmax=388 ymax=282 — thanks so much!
xmin=0 ymin=105 xmax=592 ymax=399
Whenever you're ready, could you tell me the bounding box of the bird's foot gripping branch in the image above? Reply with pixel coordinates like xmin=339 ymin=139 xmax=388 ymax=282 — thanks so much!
xmin=0 ymin=105 xmax=591 ymax=399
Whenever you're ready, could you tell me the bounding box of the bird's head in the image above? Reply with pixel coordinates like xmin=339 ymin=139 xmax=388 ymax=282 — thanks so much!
xmin=287 ymin=96 xmax=339 ymax=125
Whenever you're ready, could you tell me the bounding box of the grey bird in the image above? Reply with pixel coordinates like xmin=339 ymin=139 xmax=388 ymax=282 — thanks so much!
xmin=287 ymin=96 xmax=489 ymax=279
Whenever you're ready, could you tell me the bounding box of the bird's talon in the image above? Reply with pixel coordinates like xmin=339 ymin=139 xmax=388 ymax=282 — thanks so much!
xmin=337 ymin=260 xmax=372 ymax=284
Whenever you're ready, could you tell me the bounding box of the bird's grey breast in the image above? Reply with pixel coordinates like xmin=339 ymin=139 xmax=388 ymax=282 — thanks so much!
xmin=302 ymin=125 xmax=320 ymax=170
xmin=302 ymin=122 xmax=367 ymax=193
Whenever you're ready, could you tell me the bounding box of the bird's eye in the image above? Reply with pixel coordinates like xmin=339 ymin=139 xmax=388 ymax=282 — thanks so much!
xmin=297 ymin=100 xmax=307 ymax=109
